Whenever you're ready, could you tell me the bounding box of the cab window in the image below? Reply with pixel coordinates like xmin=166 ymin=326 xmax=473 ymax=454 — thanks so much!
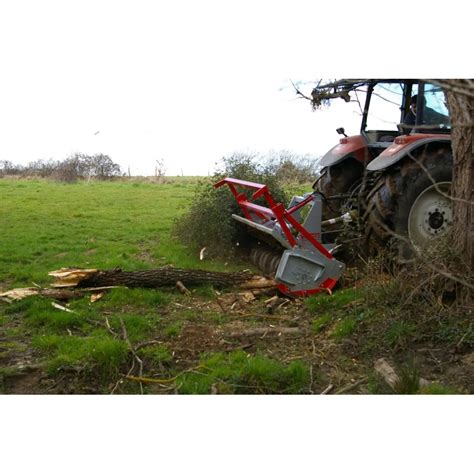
xmin=422 ymin=84 xmax=450 ymax=128
xmin=366 ymin=83 xmax=404 ymax=132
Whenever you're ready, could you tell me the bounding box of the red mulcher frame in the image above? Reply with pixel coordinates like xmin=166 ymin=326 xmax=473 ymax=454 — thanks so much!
xmin=214 ymin=178 xmax=338 ymax=296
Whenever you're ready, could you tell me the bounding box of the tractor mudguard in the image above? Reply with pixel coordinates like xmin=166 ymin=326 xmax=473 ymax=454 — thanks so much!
xmin=367 ymin=134 xmax=451 ymax=171
xmin=318 ymin=135 xmax=368 ymax=167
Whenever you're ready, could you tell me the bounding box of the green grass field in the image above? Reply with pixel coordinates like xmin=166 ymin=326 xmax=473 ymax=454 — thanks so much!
xmin=0 ymin=178 xmax=316 ymax=394
xmin=0 ymin=178 xmax=244 ymax=288
xmin=0 ymin=178 xmax=470 ymax=395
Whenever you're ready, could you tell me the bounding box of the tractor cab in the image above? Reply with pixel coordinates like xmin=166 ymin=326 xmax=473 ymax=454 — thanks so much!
xmin=316 ymin=80 xmax=451 ymax=168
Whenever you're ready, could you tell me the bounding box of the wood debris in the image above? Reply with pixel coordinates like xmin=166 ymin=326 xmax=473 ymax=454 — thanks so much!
xmin=374 ymin=358 xmax=400 ymax=390
xmin=239 ymin=291 xmax=256 ymax=303
xmin=374 ymin=357 xmax=430 ymax=391
xmin=0 ymin=286 xmax=120 ymax=302
xmin=334 ymin=377 xmax=368 ymax=394
xmin=90 ymin=292 xmax=105 ymax=303
xmin=48 ymin=268 xmax=99 ymax=287
xmin=265 ymin=295 xmax=287 ymax=313
xmin=176 ymin=280 xmax=191 ymax=295
xmin=320 ymin=384 xmax=334 ymax=395
xmin=51 ymin=302 xmax=75 ymax=313
xmin=226 ymin=327 xmax=302 ymax=338
xmin=0 ymin=288 xmax=41 ymax=302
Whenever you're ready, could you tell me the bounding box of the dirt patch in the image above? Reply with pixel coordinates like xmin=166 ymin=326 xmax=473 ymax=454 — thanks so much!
xmin=0 ymin=336 xmax=47 ymax=394
xmin=1 ymin=282 xmax=472 ymax=394
xmin=2 ymin=369 xmax=44 ymax=394
xmin=172 ymin=324 xmax=222 ymax=362
xmin=443 ymin=351 xmax=474 ymax=393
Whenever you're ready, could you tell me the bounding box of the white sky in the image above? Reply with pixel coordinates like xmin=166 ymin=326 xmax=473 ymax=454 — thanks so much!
xmin=0 ymin=0 xmax=471 ymax=176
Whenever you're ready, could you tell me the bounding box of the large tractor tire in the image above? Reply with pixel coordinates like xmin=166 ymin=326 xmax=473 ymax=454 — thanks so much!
xmin=313 ymin=158 xmax=364 ymax=242
xmin=364 ymin=148 xmax=453 ymax=260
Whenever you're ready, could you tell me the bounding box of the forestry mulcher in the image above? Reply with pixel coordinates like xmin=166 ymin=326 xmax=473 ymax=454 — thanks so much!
xmin=216 ymin=80 xmax=453 ymax=297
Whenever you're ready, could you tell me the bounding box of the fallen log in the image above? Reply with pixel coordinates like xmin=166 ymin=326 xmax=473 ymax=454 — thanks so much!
xmin=49 ymin=267 xmax=275 ymax=290
xmin=0 ymin=267 xmax=276 ymax=303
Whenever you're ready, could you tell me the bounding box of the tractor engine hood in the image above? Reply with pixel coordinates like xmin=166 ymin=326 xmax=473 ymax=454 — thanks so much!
xmin=318 ymin=135 xmax=368 ymax=167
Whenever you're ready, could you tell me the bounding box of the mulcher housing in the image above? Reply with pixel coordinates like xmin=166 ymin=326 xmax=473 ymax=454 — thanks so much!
xmin=214 ymin=178 xmax=345 ymax=296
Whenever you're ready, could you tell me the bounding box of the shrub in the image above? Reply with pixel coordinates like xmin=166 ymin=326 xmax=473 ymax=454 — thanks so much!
xmin=174 ymin=151 xmax=317 ymax=258
xmin=24 ymin=159 xmax=58 ymax=178
xmin=265 ymin=150 xmax=320 ymax=184
xmin=52 ymin=157 xmax=81 ymax=182
xmin=52 ymin=153 xmax=122 ymax=182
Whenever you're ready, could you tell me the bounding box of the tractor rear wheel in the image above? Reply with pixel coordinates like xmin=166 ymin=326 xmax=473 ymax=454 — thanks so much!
xmin=314 ymin=158 xmax=364 ymax=241
xmin=364 ymin=148 xmax=453 ymax=260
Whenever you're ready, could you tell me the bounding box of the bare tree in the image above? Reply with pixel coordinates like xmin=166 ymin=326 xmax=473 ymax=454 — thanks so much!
xmin=155 ymin=158 xmax=166 ymax=179
xmin=0 ymin=160 xmax=18 ymax=176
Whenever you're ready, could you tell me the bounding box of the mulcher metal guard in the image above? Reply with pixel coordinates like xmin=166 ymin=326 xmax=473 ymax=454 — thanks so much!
xmin=214 ymin=178 xmax=345 ymax=297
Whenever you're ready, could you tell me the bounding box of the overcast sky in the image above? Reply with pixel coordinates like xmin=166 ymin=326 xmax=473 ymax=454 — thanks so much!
xmin=0 ymin=0 xmax=471 ymax=176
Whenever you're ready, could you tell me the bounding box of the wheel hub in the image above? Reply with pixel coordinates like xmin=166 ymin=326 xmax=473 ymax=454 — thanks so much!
xmin=408 ymin=182 xmax=452 ymax=246
xmin=428 ymin=210 xmax=445 ymax=231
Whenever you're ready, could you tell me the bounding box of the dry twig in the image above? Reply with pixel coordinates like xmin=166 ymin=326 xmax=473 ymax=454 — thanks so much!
xmin=176 ymin=280 xmax=191 ymax=295
xmin=320 ymin=384 xmax=334 ymax=395
xmin=226 ymin=327 xmax=303 ymax=338
xmin=334 ymin=377 xmax=368 ymax=395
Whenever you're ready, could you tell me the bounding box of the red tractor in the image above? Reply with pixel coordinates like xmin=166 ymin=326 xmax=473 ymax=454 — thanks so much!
xmin=217 ymin=80 xmax=453 ymax=296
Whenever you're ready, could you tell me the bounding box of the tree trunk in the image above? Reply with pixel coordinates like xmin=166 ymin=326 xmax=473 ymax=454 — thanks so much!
xmin=443 ymin=80 xmax=474 ymax=268
xmin=48 ymin=267 xmax=275 ymax=290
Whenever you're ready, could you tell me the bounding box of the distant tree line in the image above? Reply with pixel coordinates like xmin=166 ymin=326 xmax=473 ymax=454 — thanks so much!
xmin=0 ymin=153 xmax=122 ymax=182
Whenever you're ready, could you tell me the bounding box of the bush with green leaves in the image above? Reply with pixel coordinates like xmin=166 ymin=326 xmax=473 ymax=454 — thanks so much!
xmin=264 ymin=150 xmax=320 ymax=185
xmin=174 ymin=151 xmax=317 ymax=258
